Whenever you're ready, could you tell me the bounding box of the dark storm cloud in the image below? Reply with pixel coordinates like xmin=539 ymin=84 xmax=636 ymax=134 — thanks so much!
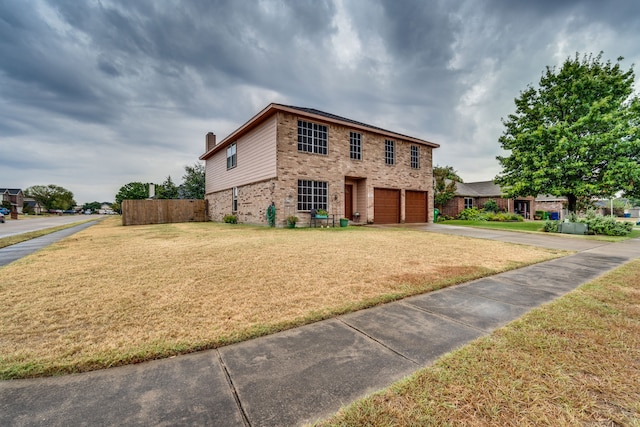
xmin=1 ymin=0 xmax=639 ymax=202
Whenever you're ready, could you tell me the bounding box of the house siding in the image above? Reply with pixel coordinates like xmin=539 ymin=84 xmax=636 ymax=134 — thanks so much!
xmin=206 ymin=116 xmax=277 ymax=194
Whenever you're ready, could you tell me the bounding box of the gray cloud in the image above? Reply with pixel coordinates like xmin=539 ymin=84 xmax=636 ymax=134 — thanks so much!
xmin=1 ymin=0 xmax=639 ymax=202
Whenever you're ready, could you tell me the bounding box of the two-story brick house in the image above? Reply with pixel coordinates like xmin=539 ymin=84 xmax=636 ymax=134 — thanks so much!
xmin=200 ymin=103 xmax=439 ymax=227
xmin=0 ymin=188 xmax=24 ymax=214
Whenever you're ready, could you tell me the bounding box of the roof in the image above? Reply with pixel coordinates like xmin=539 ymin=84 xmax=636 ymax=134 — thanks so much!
xmin=535 ymin=194 xmax=567 ymax=202
xmin=452 ymin=181 xmax=503 ymax=197
xmin=200 ymin=103 xmax=439 ymax=160
xmin=0 ymin=188 xmax=23 ymax=195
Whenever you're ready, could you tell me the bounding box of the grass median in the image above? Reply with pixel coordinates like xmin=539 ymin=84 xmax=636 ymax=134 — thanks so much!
xmin=0 ymin=217 xmax=567 ymax=379
xmin=317 ymin=258 xmax=640 ymax=426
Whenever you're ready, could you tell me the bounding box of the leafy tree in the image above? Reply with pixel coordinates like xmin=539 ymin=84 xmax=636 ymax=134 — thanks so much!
xmin=433 ymin=165 xmax=463 ymax=211
xmin=157 ymin=176 xmax=179 ymax=199
xmin=495 ymin=52 xmax=640 ymax=212
xmin=83 ymin=201 xmax=103 ymax=211
xmin=25 ymin=185 xmax=76 ymax=210
xmin=179 ymin=162 xmax=205 ymax=199
xmin=115 ymin=182 xmax=149 ymax=204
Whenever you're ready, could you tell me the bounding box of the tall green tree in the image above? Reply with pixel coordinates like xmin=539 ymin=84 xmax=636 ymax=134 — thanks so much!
xmin=82 ymin=201 xmax=103 ymax=211
xmin=495 ymin=52 xmax=640 ymax=212
xmin=433 ymin=165 xmax=463 ymax=211
xmin=25 ymin=185 xmax=76 ymax=210
xmin=115 ymin=182 xmax=149 ymax=204
xmin=179 ymin=162 xmax=205 ymax=199
xmin=157 ymin=176 xmax=179 ymax=199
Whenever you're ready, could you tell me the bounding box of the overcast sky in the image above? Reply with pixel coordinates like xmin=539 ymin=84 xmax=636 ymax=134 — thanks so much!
xmin=1 ymin=0 xmax=639 ymax=204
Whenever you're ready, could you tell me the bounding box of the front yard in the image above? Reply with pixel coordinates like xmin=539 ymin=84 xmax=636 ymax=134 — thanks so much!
xmin=0 ymin=217 xmax=566 ymax=379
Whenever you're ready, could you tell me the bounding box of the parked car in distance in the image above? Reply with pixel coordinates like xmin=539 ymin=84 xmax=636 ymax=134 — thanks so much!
xmin=0 ymin=212 xmax=5 ymax=223
xmin=0 ymin=207 xmax=9 ymax=215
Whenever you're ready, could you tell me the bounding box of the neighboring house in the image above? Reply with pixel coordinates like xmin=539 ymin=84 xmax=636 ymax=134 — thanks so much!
xmin=200 ymin=103 xmax=439 ymax=226
xmin=440 ymin=181 xmax=537 ymax=219
xmin=534 ymin=194 xmax=567 ymax=215
xmin=0 ymin=188 xmax=25 ymax=214
xmin=23 ymin=197 xmax=43 ymax=214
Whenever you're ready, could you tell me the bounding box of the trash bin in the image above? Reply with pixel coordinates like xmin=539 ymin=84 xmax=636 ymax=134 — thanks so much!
xmin=434 ymin=208 xmax=439 ymax=223
xmin=339 ymin=218 xmax=348 ymax=227
xmin=550 ymin=212 xmax=559 ymax=220
xmin=543 ymin=212 xmax=549 ymax=220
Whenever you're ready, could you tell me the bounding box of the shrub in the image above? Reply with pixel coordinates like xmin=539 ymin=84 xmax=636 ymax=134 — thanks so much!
xmin=457 ymin=207 xmax=484 ymax=221
xmin=582 ymin=215 xmax=632 ymax=236
xmin=223 ymin=214 xmax=238 ymax=224
xmin=543 ymin=220 xmax=559 ymax=232
xmin=545 ymin=212 xmax=632 ymax=236
xmin=482 ymin=199 xmax=499 ymax=213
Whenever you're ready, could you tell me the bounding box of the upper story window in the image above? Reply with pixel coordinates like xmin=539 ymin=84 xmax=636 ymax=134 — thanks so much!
xmin=297 ymin=179 xmax=328 ymax=211
xmin=226 ymin=143 xmax=237 ymax=169
xmin=298 ymin=120 xmax=328 ymax=155
xmin=411 ymin=145 xmax=420 ymax=169
xmin=464 ymin=198 xmax=474 ymax=209
xmin=350 ymin=132 xmax=362 ymax=160
xmin=385 ymin=140 xmax=395 ymax=165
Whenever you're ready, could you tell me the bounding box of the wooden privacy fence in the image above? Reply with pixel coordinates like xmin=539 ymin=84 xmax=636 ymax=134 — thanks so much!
xmin=122 ymin=199 xmax=207 ymax=226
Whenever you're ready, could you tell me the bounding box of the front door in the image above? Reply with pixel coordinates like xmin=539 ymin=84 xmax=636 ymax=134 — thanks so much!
xmin=344 ymin=184 xmax=353 ymax=219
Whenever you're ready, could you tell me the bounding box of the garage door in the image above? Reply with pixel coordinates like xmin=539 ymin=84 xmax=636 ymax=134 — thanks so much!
xmin=374 ymin=188 xmax=400 ymax=224
xmin=405 ymin=190 xmax=428 ymax=223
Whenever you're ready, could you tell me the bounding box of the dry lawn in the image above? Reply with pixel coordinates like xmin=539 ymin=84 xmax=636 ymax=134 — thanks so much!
xmin=318 ymin=259 xmax=640 ymax=426
xmin=0 ymin=217 xmax=566 ymax=379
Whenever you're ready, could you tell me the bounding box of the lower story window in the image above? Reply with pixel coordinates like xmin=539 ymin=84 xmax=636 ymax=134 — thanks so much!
xmin=297 ymin=180 xmax=328 ymax=211
xmin=464 ymin=197 xmax=473 ymax=209
xmin=232 ymin=187 xmax=238 ymax=212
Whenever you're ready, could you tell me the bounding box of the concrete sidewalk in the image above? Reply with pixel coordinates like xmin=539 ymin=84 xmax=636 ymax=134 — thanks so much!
xmin=0 ymin=220 xmax=102 ymax=267
xmin=1 ymin=227 xmax=638 ymax=426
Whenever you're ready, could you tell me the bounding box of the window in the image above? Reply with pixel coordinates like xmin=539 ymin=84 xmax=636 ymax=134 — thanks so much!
xmin=297 ymin=180 xmax=328 ymax=211
xmin=385 ymin=140 xmax=395 ymax=165
xmin=411 ymin=145 xmax=420 ymax=169
xmin=464 ymin=198 xmax=474 ymax=209
xmin=226 ymin=143 xmax=237 ymax=169
xmin=298 ymin=120 xmax=328 ymax=155
xmin=350 ymin=132 xmax=362 ymax=160
xmin=232 ymin=187 xmax=238 ymax=212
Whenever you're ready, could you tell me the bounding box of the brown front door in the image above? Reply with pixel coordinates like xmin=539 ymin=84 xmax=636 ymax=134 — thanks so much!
xmin=344 ymin=184 xmax=353 ymax=219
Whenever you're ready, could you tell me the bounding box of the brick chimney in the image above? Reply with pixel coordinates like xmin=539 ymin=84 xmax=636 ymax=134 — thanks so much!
xmin=206 ymin=132 xmax=216 ymax=152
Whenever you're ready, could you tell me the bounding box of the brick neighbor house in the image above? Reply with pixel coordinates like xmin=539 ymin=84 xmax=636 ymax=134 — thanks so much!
xmin=200 ymin=103 xmax=439 ymax=227
xmin=440 ymin=181 xmax=536 ymax=219
xmin=440 ymin=180 xmax=566 ymax=220
xmin=0 ymin=188 xmax=24 ymax=214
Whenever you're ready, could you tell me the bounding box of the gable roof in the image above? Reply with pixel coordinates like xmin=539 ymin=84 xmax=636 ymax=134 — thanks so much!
xmin=0 ymin=188 xmax=23 ymax=195
xmin=200 ymin=103 xmax=439 ymax=160
xmin=452 ymin=181 xmax=503 ymax=197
